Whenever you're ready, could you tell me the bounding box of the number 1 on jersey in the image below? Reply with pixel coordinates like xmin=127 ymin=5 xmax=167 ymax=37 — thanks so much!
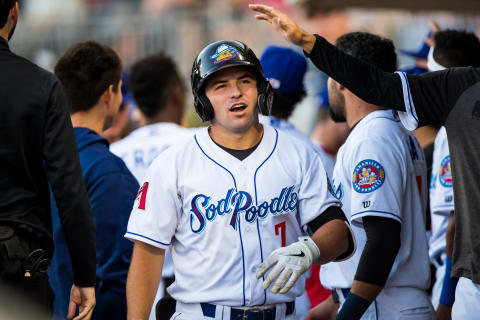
xmin=275 ymin=221 xmax=286 ymax=247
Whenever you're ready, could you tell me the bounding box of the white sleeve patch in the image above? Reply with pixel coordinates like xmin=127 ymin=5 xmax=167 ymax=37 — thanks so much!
xmin=395 ymin=71 xmax=419 ymax=131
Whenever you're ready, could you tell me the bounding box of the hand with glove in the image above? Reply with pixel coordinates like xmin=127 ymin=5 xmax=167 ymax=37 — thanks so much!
xmin=256 ymin=237 xmax=320 ymax=294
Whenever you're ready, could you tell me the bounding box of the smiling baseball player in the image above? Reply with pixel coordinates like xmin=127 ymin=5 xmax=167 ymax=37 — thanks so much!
xmin=124 ymin=40 xmax=355 ymax=320
xmin=307 ymin=32 xmax=433 ymax=320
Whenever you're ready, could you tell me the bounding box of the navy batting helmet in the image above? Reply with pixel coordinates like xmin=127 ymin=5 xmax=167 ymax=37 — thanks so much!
xmin=191 ymin=40 xmax=273 ymax=122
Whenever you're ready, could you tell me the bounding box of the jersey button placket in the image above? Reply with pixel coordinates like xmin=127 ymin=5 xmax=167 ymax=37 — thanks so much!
xmin=238 ymin=165 xmax=256 ymax=305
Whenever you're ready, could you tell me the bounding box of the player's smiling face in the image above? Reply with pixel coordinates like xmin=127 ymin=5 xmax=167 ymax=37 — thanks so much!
xmin=205 ymin=66 xmax=259 ymax=133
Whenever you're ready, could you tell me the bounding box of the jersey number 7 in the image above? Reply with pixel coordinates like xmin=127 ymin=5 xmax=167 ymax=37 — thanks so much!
xmin=275 ymin=221 xmax=286 ymax=247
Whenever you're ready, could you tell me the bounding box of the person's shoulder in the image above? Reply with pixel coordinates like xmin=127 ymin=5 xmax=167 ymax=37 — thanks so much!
xmin=85 ymin=144 xmax=138 ymax=184
xmin=271 ymin=126 xmax=325 ymax=169
xmin=148 ymin=131 xmax=199 ymax=170
xmin=109 ymin=132 xmax=136 ymax=155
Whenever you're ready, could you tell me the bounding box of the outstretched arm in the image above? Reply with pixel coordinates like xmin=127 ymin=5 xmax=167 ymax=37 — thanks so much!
xmin=249 ymin=4 xmax=406 ymax=111
xmin=127 ymin=241 xmax=165 ymax=320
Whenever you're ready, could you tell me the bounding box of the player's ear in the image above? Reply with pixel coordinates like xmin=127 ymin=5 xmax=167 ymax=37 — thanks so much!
xmin=99 ymin=85 xmax=114 ymax=109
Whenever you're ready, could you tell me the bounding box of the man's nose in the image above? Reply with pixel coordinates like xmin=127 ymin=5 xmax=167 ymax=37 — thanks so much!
xmin=229 ymin=83 xmax=242 ymax=98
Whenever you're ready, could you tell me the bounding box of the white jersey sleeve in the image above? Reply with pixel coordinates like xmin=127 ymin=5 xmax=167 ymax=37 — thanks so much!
xmin=396 ymin=71 xmax=420 ymax=131
xmin=348 ymin=137 xmax=405 ymax=225
xmin=297 ymin=153 xmax=341 ymax=227
xmin=125 ymin=151 xmax=181 ymax=249
xmin=430 ymin=127 xmax=454 ymax=216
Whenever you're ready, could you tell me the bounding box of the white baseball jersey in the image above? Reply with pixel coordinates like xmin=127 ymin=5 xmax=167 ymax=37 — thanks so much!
xmin=428 ymin=127 xmax=454 ymax=264
xmin=259 ymin=115 xmax=335 ymax=176
xmin=125 ymin=125 xmax=340 ymax=306
xmin=110 ymin=122 xmax=194 ymax=182
xmin=321 ymin=110 xmax=430 ymax=290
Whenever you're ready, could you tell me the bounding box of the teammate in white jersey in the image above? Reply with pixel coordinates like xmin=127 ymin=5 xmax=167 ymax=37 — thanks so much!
xmin=111 ymin=53 xmax=194 ymax=182
xmin=429 ymin=127 xmax=453 ymax=307
xmin=306 ymin=32 xmax=433 ymax=320
xmin=124 ymin=40 xmax=355 ymax=320
xmin=111 ymin=54 xmax=196 ymax=319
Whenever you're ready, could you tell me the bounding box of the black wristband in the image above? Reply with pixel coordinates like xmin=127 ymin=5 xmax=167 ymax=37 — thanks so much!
xmin=336 ymin=293 xmax=371 ymax=320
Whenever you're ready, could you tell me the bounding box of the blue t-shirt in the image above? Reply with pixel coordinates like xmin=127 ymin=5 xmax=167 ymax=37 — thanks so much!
xmin=49 ymin=127 xmax=139 ymax=320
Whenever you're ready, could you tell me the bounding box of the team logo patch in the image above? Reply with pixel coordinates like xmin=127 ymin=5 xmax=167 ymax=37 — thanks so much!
xmin=210 ymin=44 xmax=238 ymax=64
xmin=352 ymin=159 xmax=385 ymax=193
xmin=439 ymin=155 xmax=453 ymax=187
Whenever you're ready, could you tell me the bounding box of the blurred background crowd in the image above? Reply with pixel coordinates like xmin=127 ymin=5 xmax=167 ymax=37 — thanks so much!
xmin=10 ymin=0 xmax=480 ymax=135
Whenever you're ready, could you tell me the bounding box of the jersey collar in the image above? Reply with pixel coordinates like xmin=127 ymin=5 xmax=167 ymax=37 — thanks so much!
xmin=351 ymin=109 xmax=398 ymax=134
xmin=195 ymin=124 xmax=277 ymax=166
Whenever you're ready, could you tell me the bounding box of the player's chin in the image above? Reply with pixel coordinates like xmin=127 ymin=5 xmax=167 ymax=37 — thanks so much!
xmin=228 ymin=118 xmax=256 ymax=133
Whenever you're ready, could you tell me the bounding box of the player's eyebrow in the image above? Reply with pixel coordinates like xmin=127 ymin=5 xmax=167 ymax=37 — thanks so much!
xmin=209 ymin=72 xmax=255 ymax=87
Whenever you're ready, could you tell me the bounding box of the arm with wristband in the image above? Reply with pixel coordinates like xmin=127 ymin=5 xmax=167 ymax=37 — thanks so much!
xmin=336 ymin=217 xmax=401 ymax=320
xmin=436 ymin=212 xmax=458 ymax=320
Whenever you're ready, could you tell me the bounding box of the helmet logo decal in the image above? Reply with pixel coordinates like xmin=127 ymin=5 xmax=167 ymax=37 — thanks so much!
xmin=210 ymin=44 xmax=238 ymax=64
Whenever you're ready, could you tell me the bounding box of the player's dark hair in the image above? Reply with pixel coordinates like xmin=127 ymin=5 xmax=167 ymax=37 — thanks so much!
xmin=336 ymin=32 xmax=397 ymax=72
xmin=55 ymin=41 xmax=122 ymax=114
xmin=129 ymin=53 xmax=183 ymax=119
xmin=0 ymin=0 xmax=16 ymax=28
xmin=433 ymin=30 xmax=480 ymax=68
xmin=270 ymin=90 xmax=306 ymax=119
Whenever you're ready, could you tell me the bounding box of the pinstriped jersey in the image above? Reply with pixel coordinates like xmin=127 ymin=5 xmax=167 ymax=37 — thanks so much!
xmin=321 ymin=110 xmax=430 ymax=290
xmin=125 ymin=125 xmax=340 ymax=306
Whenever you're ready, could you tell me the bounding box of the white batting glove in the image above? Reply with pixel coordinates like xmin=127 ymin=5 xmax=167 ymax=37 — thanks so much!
xmin=256 ymin=237 xmax=320 ymax=294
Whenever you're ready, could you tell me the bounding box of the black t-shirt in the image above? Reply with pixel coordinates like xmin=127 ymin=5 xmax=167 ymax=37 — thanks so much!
xmin=307 ymin=34 xmax=480 ymax=284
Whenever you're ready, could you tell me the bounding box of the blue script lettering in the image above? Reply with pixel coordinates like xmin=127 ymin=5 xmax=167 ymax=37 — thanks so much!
xmin=189 ymin=186 xmax=298 ymax=233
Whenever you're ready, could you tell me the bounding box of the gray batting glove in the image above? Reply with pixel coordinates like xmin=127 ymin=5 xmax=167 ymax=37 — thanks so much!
xmin=256 ymin=237 xmax=320 ymax=294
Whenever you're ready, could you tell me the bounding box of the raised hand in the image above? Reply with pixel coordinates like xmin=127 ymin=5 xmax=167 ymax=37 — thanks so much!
xmin=249 ymin=4 xmax=316 ymax=53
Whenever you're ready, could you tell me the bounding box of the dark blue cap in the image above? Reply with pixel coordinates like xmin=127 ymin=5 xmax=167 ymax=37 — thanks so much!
xmin=260 ymin=46 xmax=307 ymax=93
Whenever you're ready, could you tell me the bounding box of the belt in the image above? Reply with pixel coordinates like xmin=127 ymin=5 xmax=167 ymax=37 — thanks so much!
xmin=200 ymin=301 xmax=295 ymax=319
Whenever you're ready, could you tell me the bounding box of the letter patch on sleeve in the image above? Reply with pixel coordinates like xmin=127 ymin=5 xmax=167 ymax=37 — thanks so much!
xmin=352 ymin=159 xmax=385 ymax=193
xmin=136 ymin=182 xmax=149 ymax=210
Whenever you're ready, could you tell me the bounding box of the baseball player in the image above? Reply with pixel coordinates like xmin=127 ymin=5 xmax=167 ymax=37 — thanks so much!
xmin=124 ymin=40 xmax=355 ymax=320
xmin=110 ymin=53 xmax=196 ymax=320
xmin=111 ymin=53 xmax=194 ymax=182
xmin=306 ymin=32 xmax=433 ymax=320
